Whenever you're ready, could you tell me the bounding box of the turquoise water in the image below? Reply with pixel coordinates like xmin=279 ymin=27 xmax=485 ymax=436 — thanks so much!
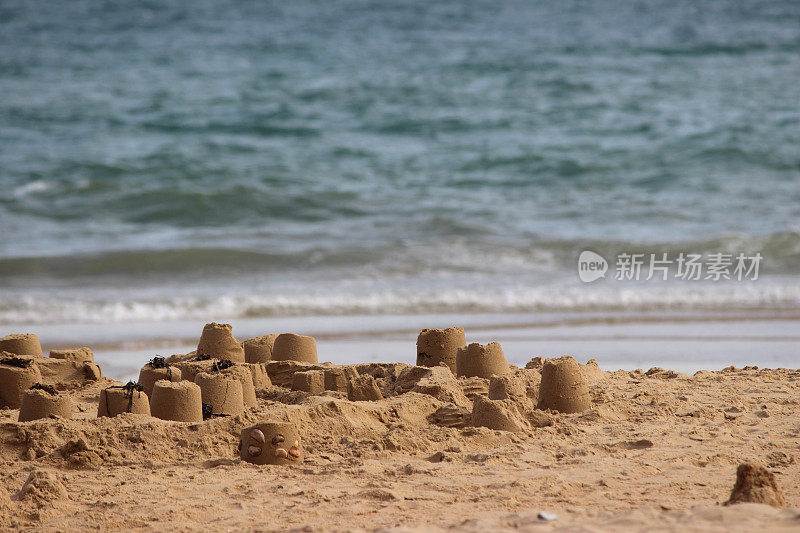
xmin=0 ymin=0 xmax=798 ymax=324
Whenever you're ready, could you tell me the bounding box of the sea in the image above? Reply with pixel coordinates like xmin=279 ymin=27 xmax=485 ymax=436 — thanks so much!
xmin=1 ymin=0 xmax=798 ymax=377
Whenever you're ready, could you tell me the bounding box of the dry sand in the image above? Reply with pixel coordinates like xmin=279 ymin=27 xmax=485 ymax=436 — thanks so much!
xmin=1 ymin=356 xmax=799 ymax=531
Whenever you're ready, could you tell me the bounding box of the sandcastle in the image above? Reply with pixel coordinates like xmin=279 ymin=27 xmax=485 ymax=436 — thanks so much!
xmin=456 ymin=342 xmax=509 ymax=378
xmin=347 ymin=374 xmax=383 ymax=401
xmin=196 ymin=323 xmax=245 ymax=362
xmin=239 ymin=421 xmax=302 ymax=465
xmin=150 ymin=380 xmax=203 ymax=422
xmin=138 ymin=357 xmax=182 ymax=398
xmin=97 ymin=382 xmax=150 ymax=417
xmin=18 ymin=384 xmax=72 ymax=422
xmin=49 ymin=347 xmax=94 ymax=362
xmin=271 ymin=333 xmax=318 ymax=364
xmin=194 ymin=372 xmax=244 ymax=417
xmin=416 ymin=327 xmax=465 ymax=373
xmin=243 ymin=334 xmax=279 ymax=364
xmin=724 ymin=463 xmax=786 ymax=508
xmin=537 ymin=356 xmax=591 ymax=414
xmin=291 ymin=370 xmax=324 ymax=394
xmin=0 ymin=357 xmax=42 ymax=409
xmin=0 ymin=334 xmax=43 ymax=357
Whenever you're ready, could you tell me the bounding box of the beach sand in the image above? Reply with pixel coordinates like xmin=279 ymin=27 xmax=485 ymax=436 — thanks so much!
xmin=1 ymin=342 xmax=798 ymax=531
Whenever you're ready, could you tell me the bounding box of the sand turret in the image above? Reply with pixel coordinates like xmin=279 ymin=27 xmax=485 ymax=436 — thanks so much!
xmin=138 ymin=357 xmax=182 ymax=398
xmin=347 ymin=374 xmax=383 ymax=401
xmin=196 ymin=323 xmax=245 ymax=362
xmin=537 ymin=356 xmax=591 ymax=414
xmin=291 ymin=370 xmax=324 ymax=394
xmin=0 ymin=357 xmax=42 ymax=409
xmin=97 ymin=382 xmax=150 ymax=417
xmin=456 ymin=342 xmax=509 ymax=379
xmin=150 ymin=380 xmax=203 ymax=422
xmin=271 ymin=333 xmax=318 ymax=364
xmin=0 ymin=334 xmax=43 ymax=358
xmin=18 ymin=384 xmax=72 ymax=422
xmin=194 ymin=372 xmax=244 ymax=417
xmin=416 ymin=327 xmax=465 ymax=373
xmin=243 ymin=334 xmax=279 ymax=364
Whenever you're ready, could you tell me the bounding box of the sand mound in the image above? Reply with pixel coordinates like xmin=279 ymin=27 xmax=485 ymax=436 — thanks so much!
xmin=416 ymin=327 xmax=465 ymax=373
xmin=471 ymin=396 xmax=525 ymax=432
xmin=196 ymin=323 xmax=245 ymax=362
xmin=17 ymin=470 xmax=68 ymax=505
xmin=348 ymin=374 xmax=384 ymax=401
xmin=725 ymin=463 xmax=787 ymax=508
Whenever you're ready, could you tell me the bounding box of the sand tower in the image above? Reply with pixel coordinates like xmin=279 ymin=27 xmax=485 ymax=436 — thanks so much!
xmin=347 ymin=374 xmax=383 ymax=401
xmin=194 ymin=372 xmax=244 ymax=417
xmin=243 ymin=334 xmax=279 ymax=364
xmin=0 ymin=357 xmax=42 ymax=409
xmin=138 ymin=357 xmax=182 ymax=398
xmin=173 ymin=359 xmax=215 ymax=383
xmin=18 ymin=384 xmax=72 ymax=422
xmin=49 ymin=347 xmax=94 ymax=362
xmin=537 ymin=356 xmax=591 ymax=414
xmin=196 ymin=323 xmax=245 ymax=362
xmin=150 ymin=380 xmax=203 ymax=422
xmin=416 ymin=327 xmax=465 ymax=373
xmin=221 ymin=365 xmax=257 ymax=408
xmin=0 ymin=334 xmax=43 ymax=358
xmin=271 ymin=333 xmax=318 ymax=364
xmin=239 ymin=421 xmax=302 ymax=465
xmin=97 ymin=382 xmax=150 ymax=417
xmin=456 ymin=342 xmax=509 ymax=379
xmin=724 ymin=463 xmax=786 ymax=508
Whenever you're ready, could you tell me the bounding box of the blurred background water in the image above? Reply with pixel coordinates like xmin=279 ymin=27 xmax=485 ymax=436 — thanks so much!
xmin=1 ymin=0 xmax=799 ymax=326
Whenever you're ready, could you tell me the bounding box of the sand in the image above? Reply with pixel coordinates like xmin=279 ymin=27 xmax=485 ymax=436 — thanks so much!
xmin=0 ymin=350 xmax=799 ymax=531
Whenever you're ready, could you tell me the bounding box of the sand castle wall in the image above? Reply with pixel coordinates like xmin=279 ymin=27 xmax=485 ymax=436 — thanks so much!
xmin=291 ymin=370 xmax=325 ymax=394
xmin=49 ymin=347 xmax=94 ymax=363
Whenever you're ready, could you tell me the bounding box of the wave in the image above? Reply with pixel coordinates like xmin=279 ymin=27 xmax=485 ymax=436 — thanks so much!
xmin=0 ymin=231 xmax=798 ymax=280
xmin=1 ymin=278 xmax=798 ymax=325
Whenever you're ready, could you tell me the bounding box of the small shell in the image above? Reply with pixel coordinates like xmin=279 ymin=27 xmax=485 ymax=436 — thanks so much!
xmin=294 ymin=440 xmax=299 ymax=448
xmin=288 ymin=447 xmax=300 ymax=459
xmin=271 ymin=433 xmax=285 ymax=446
xmin=250 ymin=428 xmax=266 ymax=443
xmin=274 ymin=448 xmax=289 ymax=458
xmin=248 ymin=445 xmax=262 ymax=457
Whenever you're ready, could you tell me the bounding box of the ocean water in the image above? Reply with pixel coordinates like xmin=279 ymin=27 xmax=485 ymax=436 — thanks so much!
xmin=1 ymin=0 xmax=799 ymax=325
